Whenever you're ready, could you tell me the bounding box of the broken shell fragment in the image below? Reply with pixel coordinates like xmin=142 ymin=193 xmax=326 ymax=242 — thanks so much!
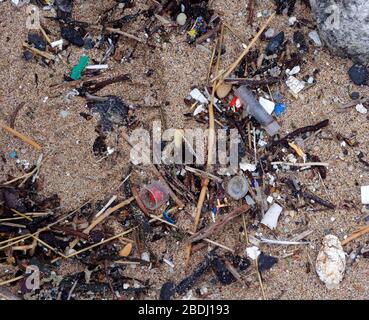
xmin=316 ymin=235 xmax=346 ymax=290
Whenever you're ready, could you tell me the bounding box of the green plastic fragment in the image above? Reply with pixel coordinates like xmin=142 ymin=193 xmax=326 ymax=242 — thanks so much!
xmin=70 ymin=55 xmax=89 ymax=80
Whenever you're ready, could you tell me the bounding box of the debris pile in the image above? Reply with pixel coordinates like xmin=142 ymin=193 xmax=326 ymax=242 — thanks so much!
xmin=0 ymin=0 xmax=368 ymax=301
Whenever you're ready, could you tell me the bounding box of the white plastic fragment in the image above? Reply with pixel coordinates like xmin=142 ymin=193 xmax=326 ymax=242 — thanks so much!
xmin=309 ymin=31 xmax=322 ymax=47
xmin=190 ymin=88 xmax=208 ymax=104
xmin=51 ymin=39 xmax=63 ymax=49
xmin=355 ymin=104 xmax=368 ymax=114
xmin=11 ymin=0 xmax=30 ymax=7
xmin=193 ymin=104 xmax=206 ymax=116
xmin=286 ymin=65 xmax=301 ymax=76
xmin=361 ymin=186 xmax=369 ymax=204
xmin=246 ymin=246 xmax=261 ymax=260
xmin=264 ymin=28 xmax=275 ymax=39
xmin=258 ymin=97 xmax=275 ymax=115
xmin=240 ymin=162 xmax=257 ymax=172
xmin=288 ymin=16 xmax=297 ymax=26
xmin=261 ymin=203 xmax=283 ymax=230
xmin=286 ymin=76 xmax=305 ymax=95
xmin=316 ymin=235 xmax=346 ymax=289
xmin=86 ymin=64 xmax=109 ymax=70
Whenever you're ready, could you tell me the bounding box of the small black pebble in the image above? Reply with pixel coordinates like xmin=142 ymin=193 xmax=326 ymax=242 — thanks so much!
xmin=266 ymin=31 xmax=285 ymax=55
xmin=212 ymin=256 xmax=235 ymax=285
xmin=231 ymin=255 xmax=251 ymax=272
xmin=293 ymin=31 xmax=308 ymax=53
xmin=84 ymin=38 xmax=95 ymax=49
xmin=23 ymin=50 xmax=33 ymax=61
xmin=61 ymin=27 xmax=84 ymax=47
xmin=258 ymin=252 xmax=278 ymax=272
xmin=350 ymin=91 xmax=360 ymax=100
xmin=28 ymin=33 xmax=47 ymax=51
xmin=348 ymin=64 xmax=368 ymax=86
xmin=160 ymin=282 xmax=175 ymax=300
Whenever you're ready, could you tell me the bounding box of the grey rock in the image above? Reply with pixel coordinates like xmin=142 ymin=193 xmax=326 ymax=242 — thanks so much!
xmin=310 ymin=0 xmax=369 ymax=63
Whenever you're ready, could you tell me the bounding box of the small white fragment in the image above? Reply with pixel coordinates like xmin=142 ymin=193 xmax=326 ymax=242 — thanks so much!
xmin=51 ymin=39 xmax=63 ymax=49
xmin=286 ymin=65 xmax=301 ymax=76
xmin=11 ymin=0 xmax=30 ymax=6
xmin=264 ymin=28 xmax=275 ymax=38
xmin=193 ymin=104 xmax=206 ymax=116
xmin=176 ymin=13 xmax=187 ymax=26
xmin=309 ymin=31 xmax=322 ymax=47
xmin=245 ymin=195 xmax=256 ymax=206
xmin=267 ymin=196 xmax=274 ymax=204
xmin=240 ymin=162 xmax=256 ymax=172
xmin=259 ymin=97 xmax=275 ymax=114
xmin=190 ymin=88 xmax=208 ymax=104
xmin=361 ymin=186 xmax=369 ymax=204
xmin=261 ymin=203 xmax=283 ymax=230
xmin=163 ymin=258 xmax=175 ymax=268
xmin=85 ymin=64 xmax=109 ymax=70
xmin=107 ymin=147 xmax=115 ymax=155
xmin=141 ymin=252 xmax=150 ymax=262
xmin=355 ymin=104 xmax=368 ymax=114
xmin=246 ymin=246 xmax=261 ymax=260
xmin=286 ymin=76 xmax=305 ymax=95
xmin=288 ymin=16 xmax=297 ymax=26
xmin=316 ymin=235 xmax=346 ymax=289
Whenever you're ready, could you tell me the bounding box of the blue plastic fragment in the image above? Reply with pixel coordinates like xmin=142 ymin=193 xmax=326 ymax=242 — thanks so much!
xmin=163 ymin=211 xmax=175 ymax=224
xmin=273 ymin=103 xmax=286 ymax=117
xmin=9 ymin=151 xmax=17 ymax=159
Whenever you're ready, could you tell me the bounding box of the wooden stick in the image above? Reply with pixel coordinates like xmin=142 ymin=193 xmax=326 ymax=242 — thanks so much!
xmin=10 ymin=209 xmax=33 ymax=222
xmin=185 ymin=166 xmax=222 ymax=183
xmin=90 ymin=25 xmax=145 ymax=43
xmin=83 ymin=197 xmax=135 ymax=234
xmin=213 ymin=12 xmax=276 ymax=87
xmin=342 ymin=225 xmax=369 ymax=245
xmin=22 ymin=43 xmax=55 ymax=60
xmin=271 ymin=161 xmax=329 ymax=167
xmin=0 ymin=275 xmax=25 ymax=286
xmin=0 ymin=122 xmax=42 ymax=151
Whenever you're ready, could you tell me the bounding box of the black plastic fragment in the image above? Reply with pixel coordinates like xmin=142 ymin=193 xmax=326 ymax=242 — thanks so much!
xmin=87 ymin=96 xmax=129 ymax=132
xmin=258 ymin=252 xmax=278 ymax=272
xmin=28 ymin=33 xmax=47 ymax=51
xmin=211 ymin=255 xmax=235 ymax=285
xmin=160 ymin=282 xmax=176 ymax=300
xmin=61 ymin=27 xmax=85 ymax=47
xmin=266 ymin=32 xmax=285 ymax=55
xmin=176 ymin=254 xmax=213 ymax=295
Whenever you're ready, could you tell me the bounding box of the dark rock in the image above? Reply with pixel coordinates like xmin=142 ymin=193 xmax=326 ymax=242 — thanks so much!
xmin=61 ymin=27 xmax=84 ymax=47
xmin=28 ymin=33 xmax=47 ymax=51
xmin=55 ymin=0 xmax=73 ymax=13
xmin=87 ymin=96 xmax=129 ymax=132
xmin=83 ymin=38 xmax=95 ymax=50
xmin=176 ymin=254 xmax=213 ymax=295
xmin=231 ymin=255 xmax=251 ymax=271
xmin=350 ymin=91 xmax=360 ymax=100
xmin=93 ymin=135 xmax=107 ymax=156
xmin=258 ymin=252 xmax=278 ymax=272
xmin=211 ymin=256 xmax=235 ymax=285
xmin=293 ymin=31 xmax=308 ymax=53
xmin=310 ymin=0 xmax=369 ymax=63
xmin=348 ymin=64 xmax=368 ymax=85
xmin=266 ymin=32 xmax=285 ymax=55
xmin=23 ymin=50 xmax=33 ymax=61
xmin=160 ymin=282 xmax=176 ymax=300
